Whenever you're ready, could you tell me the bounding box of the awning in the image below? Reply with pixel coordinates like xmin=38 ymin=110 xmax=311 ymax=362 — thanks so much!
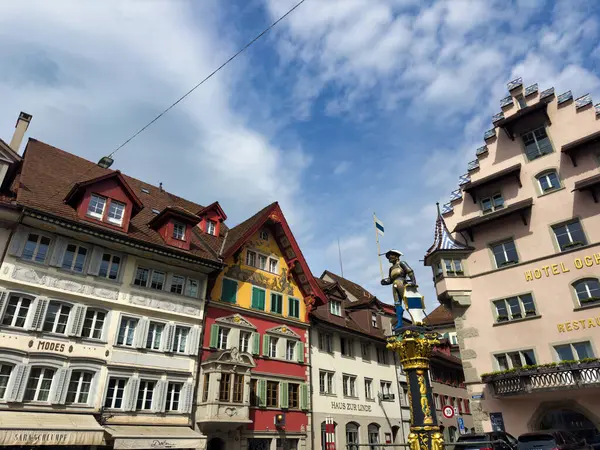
xmin=461 ymin=163 xmax=522 ymax=203
xmin=561 ymin=130 xmax=600 ymax=166
xmin=573 ymin=173 xmax=600 ymax=203
xmin=105 ymin=425 xmax=206 ymax=450
xmin=0 ymin=412 xmax=104 ymax=446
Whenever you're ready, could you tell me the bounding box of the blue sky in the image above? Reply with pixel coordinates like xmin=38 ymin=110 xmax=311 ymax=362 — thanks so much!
xmin=1 ymin=0 xmax=600 ymax=310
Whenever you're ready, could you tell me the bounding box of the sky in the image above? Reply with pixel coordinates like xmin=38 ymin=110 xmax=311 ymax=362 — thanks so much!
xmin=1 ymin=0 xmax=600 ymax=311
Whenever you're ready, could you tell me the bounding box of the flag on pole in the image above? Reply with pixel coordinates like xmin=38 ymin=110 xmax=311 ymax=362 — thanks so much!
xmin=374 ymin=214 xmax=385 ymax=236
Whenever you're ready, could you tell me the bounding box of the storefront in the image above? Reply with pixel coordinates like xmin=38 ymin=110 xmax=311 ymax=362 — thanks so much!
xmin=104 ymin=426 xmax=206 ymax=450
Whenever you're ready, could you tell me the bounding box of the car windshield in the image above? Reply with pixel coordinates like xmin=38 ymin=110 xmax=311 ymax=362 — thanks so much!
xmin=517 ymin=434 xmax=557 ymax=450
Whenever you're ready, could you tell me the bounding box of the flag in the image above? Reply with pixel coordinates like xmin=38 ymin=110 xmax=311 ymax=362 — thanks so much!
xmin=374 ymin=214 xmax=385 ymax=236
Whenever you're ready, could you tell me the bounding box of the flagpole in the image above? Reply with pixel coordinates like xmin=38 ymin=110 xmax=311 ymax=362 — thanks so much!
xmin=337 ymin=236 xmax=344 ymax=277
xmin=373 ymin=213 xmax=384 ymax=279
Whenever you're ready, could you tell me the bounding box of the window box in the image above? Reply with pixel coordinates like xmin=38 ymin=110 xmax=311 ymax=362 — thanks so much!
xmin=525 ymin=310 xmax=537 ymax=317
xmin=496 ymin=315 xmax=509 ymax=322
xmin=563 ymin=241 xmax=585 ymax=250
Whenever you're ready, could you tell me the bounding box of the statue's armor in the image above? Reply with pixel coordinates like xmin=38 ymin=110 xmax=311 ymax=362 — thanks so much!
xmin=389 ymin=261 xmax=416 ymax=304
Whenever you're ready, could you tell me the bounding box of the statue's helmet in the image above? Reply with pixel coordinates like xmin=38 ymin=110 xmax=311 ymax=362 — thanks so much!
xmin=385 ymin=249 xmax=403 ymax=258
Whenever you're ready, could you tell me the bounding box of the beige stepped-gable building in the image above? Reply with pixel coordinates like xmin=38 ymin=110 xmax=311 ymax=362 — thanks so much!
xmin=425 ymin=79 xmax=600 ymax=440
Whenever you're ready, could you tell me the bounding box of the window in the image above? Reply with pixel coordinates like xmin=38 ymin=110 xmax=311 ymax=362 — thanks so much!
xmin=522 ymin=127 xmax=553 ymax=161
xmin=555 ymin=341 xmax=594 ymax=361
xmin=232 ymin=375 xmax=244 ymax=403
xmin=146 ymin=321 xmax=164 ymax=350
xmin=107 ymin=200 xmax=126 ymax=226
xmin=494 ymin=293 xmax=536 ymax=322
xmin=206 ymin=220 xmax=216 ymax=236
xmin=87 ymin=194 xmax=106 ymax=219
xmin=170 ymin=275 xmax=185 ymax=295
xmin=24 ymin=367 xmax=55 ymax=402
xmin=239 ymin=331 xmax=251 ymax=353
xmin=219 ymin=373 xmax=231 ymax=402
xmin=61 ymin=244 xmax=88 ymax=272
xmin=0 ymin=364 xmax=12 ymax=399
xmin=365 ymin=378 xmax=373 ymax=399
xmin=361 ymin=343 xmax=370 ymax=361
xmin=492 ymin=240 xmax=519 ymax=267
xmin=185 ymin=278 xmax=199 ymax=298
xmin=42 ymin=301 xmax=72 ymax=334
xmin=269 ymin=337 xmax=279 ymax=358
xmin=202 ymin=375 xmax=210 ymax=403
xmin=464 ymin=399 xmax=470 ymax=414
xmin=66 ymin=371 xmax=93 ymax=404
xmin=341 ymin=338 xmax=354 ymax=357
xmin=449 ymin=333 xmax=459 ymax=345
xmin=117 ymin=316 xmax=138 ymax=347
xmin=136 ymin=380 xmax=155 ymax=410
xmin=172 ymin=223 xmax=186 ymax=241
xmin=347 ymin=423 xmax=359 ymax=450
xmin=173 ymin=326 xmax=189 ymax=353
xmin=574 ymin=279 xmax=600 ymax=305
xmin=380 ymin=381 xmax=392 ymax=399
xmin=516 ymin=94 xmax=527 ymax=109
xmin=22 ymin=233 xmax=51 ymax=263
xmin=377 ymin=347 xmax=387 ymax=364
xmin=267 ymin=381 xmax=279 ymax=407
xmin=166 ymin=382 xmax=181 ymax=412
xmin=104 ymin=377 xmax=127 ymax=409
xmin=98 ymin=252 xmax=121 ymax=280
xmin=330 ymin=300 xmax=342 ymax=316
xmin=2 ymin=295 xmax=31 ymax=328
xmin=221 ymin=278 xmax=237 ymax=303
xmin=495 ymin=349 xmax=536 ymax=370
xmin=217 ymin=327 xmax=229 ymax=350
xmin=444 ymin=259 xmax=464 ymax=276
xmin=81 ymin=309 xmax=105 ymax=339
xmin=481 ymin=193 xmax=504 ymax=213
xmin=319 ymin=371 xmax=334 ymax=394
xmin=368 ymin=424 xmax=380 ymax=450
xmin=251 ymin=287 xmax=266 ymax=310
xmin=537 ymin=171 xmax=561 ymax=193
xmin=553 ymin=220 xmax=587 ymax=251
xmin=268 ymin=258 xmax=278 ymax=274
xmin=257 ymin=254 xmax=267 ymax=270
xmin=260 ymin=230 xmax=269 ymax=240
xmin=150 ymin=270 xmax=165 ymax=290
xmin=286 ymin=341 xmax=295 ymax=361
xmin=288 ymin=297 xmax=300 ymax=319
xmin=434 ymin=261 xmax=443 ymax=278
xmin=288 ymin=383 xmax=299 ymax=409
xmin=434 ymin=393 xmax=441 ymax=410
xmin=342 ymin=375 xmax=356 ymax=397
xmin=271 ymin=293 xmax=283 ymax=314
xmin=372 ymin=313 xmax=378 ymax=328
xmin=246 ymin=250 xmax=256 ymax=267
xmin=319 ymin=333 xmax=333 ymax=353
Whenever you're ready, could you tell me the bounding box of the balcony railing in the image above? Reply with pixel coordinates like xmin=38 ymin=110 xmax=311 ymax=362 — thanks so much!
xmin=482 ymin=360 xmax=600 ymax=397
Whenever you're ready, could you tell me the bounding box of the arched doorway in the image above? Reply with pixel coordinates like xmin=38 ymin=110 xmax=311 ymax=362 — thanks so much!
xmin=346 ymin=422 xmax=360 ymax=450
xmin=539 ymin=409 xmax=598 ymax=441
xmin=368 ymin=423 xmax=380 ymax=450
xmin=207 ymin=437 xmax=225 ymax=450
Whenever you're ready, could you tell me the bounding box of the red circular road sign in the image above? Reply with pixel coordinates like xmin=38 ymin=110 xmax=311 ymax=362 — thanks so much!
xmin=442 ymin=405 xmax=455 ymax=419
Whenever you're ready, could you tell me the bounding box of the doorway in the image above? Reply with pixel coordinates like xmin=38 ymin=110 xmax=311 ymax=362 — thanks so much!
xmin=248 ymin=438 xmax=271 ymax=450
xmin=539 ymin=408 xmax=598 ymax=441
xmin=208 ymin=437 xmax=225 ymax=450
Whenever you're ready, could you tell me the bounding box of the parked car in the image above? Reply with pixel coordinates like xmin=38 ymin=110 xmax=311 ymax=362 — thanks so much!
xmin=517 ymin=430 xmax=591 ymax=450
xmin=455 ymin=431 xmax=518 ymax=450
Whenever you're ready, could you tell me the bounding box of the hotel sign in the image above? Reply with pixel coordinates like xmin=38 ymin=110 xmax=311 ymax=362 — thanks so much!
xmin=524 ymin=252 xmax=600 ymax=282
xmin=331 ymin=401 xmax=372 ymax=412
xmin=557 ymin=316 xmax=600 ymax=333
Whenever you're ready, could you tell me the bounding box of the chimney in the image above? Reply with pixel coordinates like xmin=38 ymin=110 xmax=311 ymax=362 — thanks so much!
xmin=9 ymin=112 xmax=32 ymax=153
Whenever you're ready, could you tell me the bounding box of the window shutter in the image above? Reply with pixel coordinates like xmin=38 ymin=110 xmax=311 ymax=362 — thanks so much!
xmin=222 ymin=279 xmax=237 ymax=303
xmin=50 ymin=368 xmax=71 ymax=404
xmin=180 ymin=382 xmax=194 ymax=414
xmin=259 ymin=289 xmax=266 ymax=310
xmin=8 ymin=228 xmax=27 ymax=257
xmin=209 ymin=324 xmax=219 ymax=348
xmin=135 ymin=318 xmax=149 ymax=349
xmin=296 ymin=341 xmax=305 ymax=363
xmin=67 ymin=305 xmax=87 ymax=337
xmin=300 ymin=383 xmax=309 ymax=410
xmin=262 ymin=335 xmax=270 ymax=357
xmin=280 ymin=382 xmax=289 ymax=409
xmin=124 ymin=378 xmax=140 ymax=411
xmin=0 ymin=289 xmax=8 ymax=320
xmin=152 ymin=380 xmax=168 ymax=413
xmin=252 ymin=332 xmax=260 ymax=355
xmin=116 ymin=254 xmax=128 ymax=282
xmin=28 ymin=297 xmax=49 ymax=331
xmin=6 ymin=364 xmax=30 ymax=402
xmin=258 ymin=379 xmax=267 ymax=407
xmin=162 ymin=323 xmax=175 ymax=352
xmin=187 ymin=326 xmax=201 ymax=355
xmin=87 ymin=246 xmax=104 ymax=276
xmin=49 ymin=237 xmax=68 ymax=267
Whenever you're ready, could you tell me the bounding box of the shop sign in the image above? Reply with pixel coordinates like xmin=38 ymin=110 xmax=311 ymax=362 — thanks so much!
xmin=114 ymin=438 xmax=203 ymax=449
xmin=330 ymin=401 xmax=372 ymax=412
xmin=524 ymin=252 xmax=600 ymax=282
xmin=34 ymin=340 xmax=67 ymax=352
xmin=557 ymin=316 xmax=600 ymax=333
xmin=0 ymin=430 xmax=102 ymax=446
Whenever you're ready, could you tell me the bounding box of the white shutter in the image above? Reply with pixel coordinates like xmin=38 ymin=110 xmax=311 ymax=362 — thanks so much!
xmin=6 ymin=364 xmax=30 ymax=402
xmin=66 ymin=305 xmax=87 ymax=337
xmin=0 ymin=289 xmax=9 ymax=320
xmin=8 ymin=228 xmax=27 ymax=257
xmin=135 ymin=318 xmax=149 ymax=349
xmin=180 ymin=382 xmax=194 ymax=414
xmin=152 ymin=380 xmax=168 ymax=413
xmin=186 ymin=326 xmax=201 ymax=356
xmin=87 ymin=246 xmax=104 ymax=276
xmin=49 ymin=237 xmax=68 ymax=267
xmin=50 ymin=368 xmax=71 ymax=404
xmin=124 ymin=378 xmax=140 ymax=411
xmin=116 ymin=254 xmax=127 ymax=282
xmin=27 ymin=297 xmax=49 ymax=331
xmin=162 ymin=323 xmax=175 ymax=352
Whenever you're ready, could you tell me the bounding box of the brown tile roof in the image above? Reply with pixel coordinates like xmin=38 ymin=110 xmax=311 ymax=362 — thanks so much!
xmin=15 ymin=138 xmax=223 ymax=265
xmin=310 ymin=306 xmax=390 ymax=341
xmin=321 ymin=270 xmax=375 ymax=302
xmin=221 ymin=202 xmax=277 ymax=257
xmin=424 ymin=305 xmax=454 ymax=326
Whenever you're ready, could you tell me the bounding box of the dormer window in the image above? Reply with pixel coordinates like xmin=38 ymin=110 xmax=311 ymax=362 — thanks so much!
xmin=206 ymin=220 xmax=216 ymax=236
xmin=372 ymin=313 xmax=378 ymax=328
xmin=330 ymin=300 xmax=342 ymax=316
xmin=87 ymin=194 xmax=106 ymax=219
xmin=172 ymin=223 xmax=186 ymax=241
xmin=107 ymin=200 xmax=126 ymax=226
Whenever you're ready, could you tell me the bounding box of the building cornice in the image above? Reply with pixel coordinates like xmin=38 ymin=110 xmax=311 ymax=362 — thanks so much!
xmin=207 ymin=299 xmax=310 ymax=329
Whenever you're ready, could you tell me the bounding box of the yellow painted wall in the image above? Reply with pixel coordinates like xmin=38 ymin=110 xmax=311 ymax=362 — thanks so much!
xmin=211 ymin=228 xmax=307 ymax=323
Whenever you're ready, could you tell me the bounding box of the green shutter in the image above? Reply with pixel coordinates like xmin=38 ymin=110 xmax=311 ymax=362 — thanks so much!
xmin=209 ymin=324 xmax=219 ymax=348
xmin=296 ymin=341 xmax=305 ymax=363
xmin=280 ymin=382 xmax=289 ymax=409
xmin=222 ymin=278 xmax=237 ymax=303
xmin=252 ymin=332 xmax=260 ymax=355
xmin=258 ymin=379 xmax=267 ymax=407
xmin=300 ymin=383 xmax=308 ymax=410
xmin=262 ymin=335 xmax=270 ymax=357
xmin=271 ymin=293 xmax=282 ymax=314
xmin=289 ymin=298 xmax=299 ymax=318
xmin=252 ymin=287 xmax=266 ymax=310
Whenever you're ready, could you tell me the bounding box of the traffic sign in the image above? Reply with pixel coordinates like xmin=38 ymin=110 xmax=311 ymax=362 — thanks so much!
xmin=442 ymin=405 xmax=454 ymax=419
xmin=458 ymin=417 xmax=465 ymax=434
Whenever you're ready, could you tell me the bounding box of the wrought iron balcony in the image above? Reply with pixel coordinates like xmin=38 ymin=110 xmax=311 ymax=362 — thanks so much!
xmin=482 ymin=360 xmax=600 ymax=397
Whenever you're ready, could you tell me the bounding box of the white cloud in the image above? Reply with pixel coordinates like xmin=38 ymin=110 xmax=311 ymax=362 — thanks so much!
xmin=333 ymin=160 xmax=351 ymax=175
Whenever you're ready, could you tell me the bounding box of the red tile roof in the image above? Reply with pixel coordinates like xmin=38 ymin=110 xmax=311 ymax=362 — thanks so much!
xmin=424 ymin=305 xmax=454 ymax=326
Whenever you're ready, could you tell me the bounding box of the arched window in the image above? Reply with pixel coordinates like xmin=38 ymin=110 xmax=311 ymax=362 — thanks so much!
xmin=536 ymin=170 xmax=561 ymax=193
xmin=368 ymin=423 xmax=380 ymax=450
xmin=346 ymin=422 xmax=359 ymax=450
xmin=321 ymin=421 xmax=336 ymax=450
xmin=392 ymin=426 xmax=401 ymax=443
xmin=573 ymin=279 xmax=600 ymax=305
xmin=448 ymin=426 xmax=458 ymax=442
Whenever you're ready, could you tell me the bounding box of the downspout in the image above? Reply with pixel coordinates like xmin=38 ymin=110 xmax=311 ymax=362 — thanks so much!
xmin=1 ymin=207 xmax=24 ymax=263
